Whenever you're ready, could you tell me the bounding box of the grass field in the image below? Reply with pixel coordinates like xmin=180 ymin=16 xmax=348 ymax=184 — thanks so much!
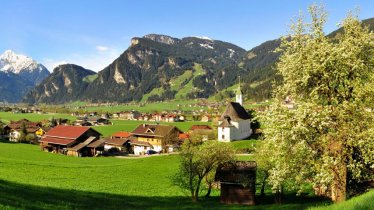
xmin=81 ymin=100 xmax=208 ymax=113
xmin=1 ymin=143 xmax=372 ymax=209
xmin=93 ymin=120 xmax=212 ymax=137
xmin=0 ymin=142 xmax=330 ymax=210
xmin=175 ymin=64 xmax=205 ymax=100
xmin=0 ymin=112 xmax=75 ymax=124
xmin=310 ymin=190 xmax=374 ymax=210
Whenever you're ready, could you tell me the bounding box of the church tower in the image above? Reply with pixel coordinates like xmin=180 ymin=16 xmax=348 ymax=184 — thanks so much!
xmin=235 ymin=76 xmax=243 ymax=106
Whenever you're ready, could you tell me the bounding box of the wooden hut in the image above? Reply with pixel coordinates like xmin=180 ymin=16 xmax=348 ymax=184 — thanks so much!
xmin=215 ymin=161 xmax=257 ymax=205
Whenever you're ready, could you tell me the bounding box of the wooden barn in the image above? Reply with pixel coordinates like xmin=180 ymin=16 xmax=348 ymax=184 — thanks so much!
xmin=215 ymin=161 xmax=257 ymax=205
xmin=40 ymin=125 xmax=102 ymax=156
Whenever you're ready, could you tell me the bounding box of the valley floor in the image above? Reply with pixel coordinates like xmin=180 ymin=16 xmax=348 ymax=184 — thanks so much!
xmin=2 ymin=142 xmax=372 ymax=210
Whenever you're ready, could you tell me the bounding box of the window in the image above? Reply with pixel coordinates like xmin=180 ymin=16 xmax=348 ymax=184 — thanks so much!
xmin=222 ymin=135 xmax=225 ymax=139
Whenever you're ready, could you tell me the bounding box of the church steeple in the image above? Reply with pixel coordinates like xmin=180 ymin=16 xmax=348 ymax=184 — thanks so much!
xmin=235 ymin=76 xmax=243 ymax=106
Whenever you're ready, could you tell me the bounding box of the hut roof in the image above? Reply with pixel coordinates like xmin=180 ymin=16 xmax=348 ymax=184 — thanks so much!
xmin=215 ymin=161 xmax=257 ymax=183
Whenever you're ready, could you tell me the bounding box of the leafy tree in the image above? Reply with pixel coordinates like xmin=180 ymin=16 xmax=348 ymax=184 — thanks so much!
xmin=260 ymin=5 xmax=374 ymax=203
xmin=172 ymin=141 xmax=236 ymax=202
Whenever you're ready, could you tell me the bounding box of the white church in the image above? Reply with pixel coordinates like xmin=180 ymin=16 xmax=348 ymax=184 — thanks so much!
xmin=218 ymin=83 xmax=252 ymax=142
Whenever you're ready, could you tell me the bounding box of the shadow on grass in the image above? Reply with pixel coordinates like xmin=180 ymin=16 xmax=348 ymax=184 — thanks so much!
xmin=0 ymin=179 xmax=329 ymax=210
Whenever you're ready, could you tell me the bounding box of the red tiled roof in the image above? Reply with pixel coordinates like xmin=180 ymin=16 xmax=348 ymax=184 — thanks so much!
xmin=45 ymin=125 xmax=91 ymax=139
xmin=111 ymin=131 xmax=132 ymax=138
xmin=40 ymin=137 xmax=75 ymax=146
xmin=189 ymin=125 xmax=212 ymax=131
xmin=179 ymin=133 xmax=190 ymax=140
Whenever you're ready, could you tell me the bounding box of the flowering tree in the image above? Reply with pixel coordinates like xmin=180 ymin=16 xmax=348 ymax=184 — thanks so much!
xmin=260 ymin=5 xmax=374 ymax=203
xmin=172 ymin=141 xmax=236 ymax=202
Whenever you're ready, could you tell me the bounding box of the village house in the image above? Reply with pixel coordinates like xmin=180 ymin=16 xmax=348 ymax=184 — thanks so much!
xmin=40 ymin=125 xmax=102 ymax=156
xmin=8 ymin=119 xmax=42 ymax=142
xmin=87 ymin=117 xmax=111 ymax=125
xmin=131 ymin=124 xmax=183 ymax=153
xmin=104 ymin=137 xmax=129 ymax=152
xmin=218 ymin=85 xmax=252 ymax=142
xmin=35 ymin=127 xmax=51 ymax=138
xmin=201 ymin=115 xmax=212 ymax=122
xmin=126 ymin=138 xmax=153 ymax=155
xmin=103 ymin=131 xmax=132 ymax=152
xmin=119 ymin=111 xmax=141 ymax=120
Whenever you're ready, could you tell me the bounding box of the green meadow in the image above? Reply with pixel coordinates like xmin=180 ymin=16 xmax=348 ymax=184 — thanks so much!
xmin=0 ymin=143 xmax=327 ymax=209
xmin=0 ymin=112 xmax=75 ymax=124
xmin=93 ymin=120 xmax=213 ymax=137
xmin=69 ymin=99 xmax=209 ymax=113
xmin=0 ymin=143 xmax=372 ymax=209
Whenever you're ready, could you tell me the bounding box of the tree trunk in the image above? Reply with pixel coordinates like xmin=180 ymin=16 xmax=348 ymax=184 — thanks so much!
xmin=331 ymin=163 xmax=347 ymax=202
xmin=260 ymin=173 xmax=268 ymax=197
xmin=194 ymin=178 xmax=203 ymax=202
xmin=205 ymin=183 xmax=212 ymax=197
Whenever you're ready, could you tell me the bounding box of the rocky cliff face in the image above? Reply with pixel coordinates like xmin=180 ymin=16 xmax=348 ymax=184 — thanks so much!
xmin=24 ymin=64 xmax=96 ymax=104
xmin=82 ymin=34 xmax=247 ymax=102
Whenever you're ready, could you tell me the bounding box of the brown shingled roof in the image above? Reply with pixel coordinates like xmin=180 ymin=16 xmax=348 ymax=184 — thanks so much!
xmin=220 ymin=102 xmax=250 ymax=121
xmin=131 ymin=124 xmax=181 ymax=137
xmin=87 ymin=139 xmax=106 ymax=148
xmin=105 ymin=138 xmax=129 ymax=146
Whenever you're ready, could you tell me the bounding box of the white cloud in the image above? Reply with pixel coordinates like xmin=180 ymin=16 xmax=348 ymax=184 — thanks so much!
xmin=96 ymin=45 xmax=109 ymax=52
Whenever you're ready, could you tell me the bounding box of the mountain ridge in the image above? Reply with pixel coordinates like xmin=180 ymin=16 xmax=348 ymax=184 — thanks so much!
xmin=22 ymin=17 xmax=374 ymax=104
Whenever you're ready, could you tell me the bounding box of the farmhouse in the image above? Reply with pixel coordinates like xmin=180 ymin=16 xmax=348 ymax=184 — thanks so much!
xmin=215 ymin=161 xmax=257 ymax=205
xmin=104 ymin=137 xmax=129 ymax=152
xmin=8 ymin=119 xmax=42 ymax=142
xmin=131 ymin=124 xmax=182 ymax=152
xmin=218 ymin=85 xmax=252 ymax=142
xmin=126 ymin=138 xmax=153 ymax=155
xmin=40 ymin=125 xmax=102 ymax=156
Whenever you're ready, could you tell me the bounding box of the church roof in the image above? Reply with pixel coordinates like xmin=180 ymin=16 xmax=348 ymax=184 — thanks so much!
xmin=220 ymin=102 xmax=250 ymax=121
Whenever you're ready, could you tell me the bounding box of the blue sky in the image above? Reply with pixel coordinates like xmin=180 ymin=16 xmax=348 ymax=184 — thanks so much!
xmin=0 ymin=0 xmax=373 ymax=71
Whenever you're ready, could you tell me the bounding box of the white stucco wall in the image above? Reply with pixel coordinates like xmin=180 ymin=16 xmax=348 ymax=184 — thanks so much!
xmin=134 ymin=145 xmax=151 ymax=155
xmin=218 ymin=127 xmax=232 ymax=142
xmin=217 ymin=119 xmax=252 ymax=142
xmin=9 ymin=131 xmax=21 ymax=142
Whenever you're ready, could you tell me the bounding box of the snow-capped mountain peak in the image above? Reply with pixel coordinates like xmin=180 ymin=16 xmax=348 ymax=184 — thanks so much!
xmin=0 ymin=50 xmax=42 ymax=74
xmin=0 ymin=50 xmax=50 ymax=85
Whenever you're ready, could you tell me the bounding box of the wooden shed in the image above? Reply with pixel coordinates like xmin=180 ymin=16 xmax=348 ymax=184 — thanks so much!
xmin=215 ymin=161 xmax=257 ymax=205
